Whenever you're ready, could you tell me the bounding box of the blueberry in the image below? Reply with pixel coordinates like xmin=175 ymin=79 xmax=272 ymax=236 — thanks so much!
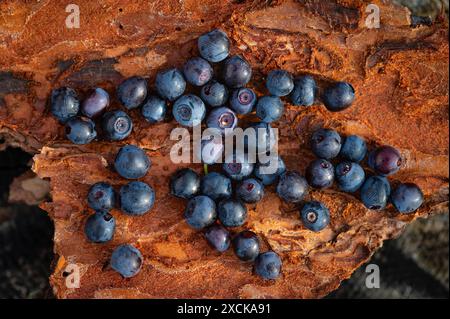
xmin=300 ymin=201 xmax=330 ymax=232
xmin=256 ymin=96 xmax=284 ymax=123
xmin=266 ymin=70 xmax=294 ymax=97
xmin=276 ymin=171 xmax=308 ymax=203
xmin=322 ymin=82 xmax=355 ymax=112
xmin=84 ymin=211 xmax=115 ymax=243
xmin=230 ymin=88 xmax=257 ymax=115
xmin=183 ymin=57 xmax=213 ymax=86
xmin=236 ymin=178 xmax=264 ymax=203
xmin=141 ymin=95 xmax=166 ymax=123
xmin=198 ymin=29 xmax=230 ymax=63
xmin=114 ymin=145 xmax=151 ymax=179
xmin=200 ymin=80 xmax=229 ymax=107
xmin=368 ymin=146 xmax=402 ymax=176
xmin=339 ymin=135 xmax=367 ymax=162
xmin=246 ymin=122 xmax=276 ymax=155
xmin=155 ymin=68 xmax=186 ymax=101
xmin=222 ymin=152 xmax=254 ymax=181
xmin=50 ymin=87 xmax=80 ymax=123
xmin=102 ymin=110 xmax=133 ymax=141
xmin=110 ymin=244 xmax=143 ymax=278
xmin=170 ymin=168 xmax=200 ymax=199
xmin=232 ymin=231 xmax=260 ymax=262
xmin=87 ymin=182 xmax=116 ymax=211
xmin=360 ymin=176 xmax=390 ymax=210
xmin=81 ymin=88 xmax=109 ymax=118
xmin=200 ymin=172 xmax=232 ymax=201
xmin=120 ymin=181 xmax=155 ymax=216
xmin=206 ymin=107 xmax=237 ymax=135
xmin=204 ymin=224 xmax=231 ymax=252
xmin=335 ymin=161 xmax=365 ymax=192
xmin=65 ymin=117 xmax=97 ymax=144
xmin=172 ymin=94 xmax=206 ymax=127
xmin=184 ymin=195 xmax=217 ymax=230
xmin=254 ymin=251 xmax=282 ymax=280
xmin=222 ymin=55 xmax=252 ymax=88
xmin=117 ymin=76 xmax=147 ymax=109
xmin=305 ymin=159 xmax=334 ymax=189
xmin=290 ymin=75 xmax=317 ymax=106
xmin=196 ymin=136 xmax=224 ymax=164
xmin=254 ymin=156 xmax=286 ymax=186
xmin=217 ymin=198 xmax=247 ymax=227
xmin=310 ymin=128 xmax=342 ymax=159
xmin=391 ymin=183 xmax=424 ymax=214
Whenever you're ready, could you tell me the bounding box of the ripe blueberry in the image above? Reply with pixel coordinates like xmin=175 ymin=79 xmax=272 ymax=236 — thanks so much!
xmin=84 ymin=211 xmax=115 ymax=243
xmin=200 ymin=172 xmax=232 ymax=201
xmin=300 ymin=201 xmax=330 ymax=232
xmin=172 ymin=94 xmax=206 ymax=127
xmin=184 ymin=195 xmax=217 ymax=230
xmin=230 ymin=88 xmax=257 ymax=115
xmin=335 ymin=161 xmax=365 ymax=192
xmin=232 ymin=231 xmax=260 ymax=262
xmin=120 ymin=181 xmax=155 ymax=216
xmin=276 ymin=171 xmax=308 ymax=203
xmin=290 ymin=75 xmax=317 ymax=106
xmin=155 ymin=68 xmax=186 ymax=101
xmin=254 ymin=251 xmax=282 ymax=280
xmin=198 ymin=29 xmax=230 ymax=63
xmin=196 ymin=136 xmax=224 ymax=164
xmin=102 ymin=110 xmax=133 ymax=141
xmin=206 ymin=107 xmax=237 ymax=135
xmin=306 ymin=159 xmax=334 ymax=189
xmin=117 ymin=76 xmax=147 ymax=109
xmin=254 ymin=155 xmax=286 ymax=186
xmin=322 ymin=82 xmax=355 ymax=112
xmin=110 ymin=244 xmax=143 ymax=278
xmin=222 ymin=152 xmax=254 ymax=181
xmin=81 ymin=88 xmax=109 ymax=118
xmin=200 ymin=80 xmax=229 ymax=107
xmin=360 ymin=176 xmax=390 ymax=210
xmin=310 ymin=128 xmax=342 ymax=159
xmin=204 ymin=224 xmax=231 ymax=252
xmin=50 ymin=87 xmax=80 ymax=123
xmin=222 ymin=55 xmax=252 ymax=88
xmin=87 ymin=182 xmax=116 ymax=211
xmin=236 ymin=178 xmax=264 ymax=203
xmin=266 ymin=69 xmax=294 ymax=97
xmin=391 ymin=183 xmax=424 ymax=214
xmin=170 ymin=168 xmax=200 ymax=199
xmin=217 ymin=198 xmax=247 ymax=227
xmin=65 ymin=117 xmax=97 ymax=144
xmin=114 ymin=144 xmax=151 ymax=179
xmin=183 ymin=57 xmax=213 ymax=86
xmin=368 ymin=146 xmax=402 ymax=176
xmin=256 ymin=95 xmax=284 ymax=123
xmin=339 ymin=135 xmax=367 ymax=162
xmin=141 ymin=95 xmax=166 ymax=124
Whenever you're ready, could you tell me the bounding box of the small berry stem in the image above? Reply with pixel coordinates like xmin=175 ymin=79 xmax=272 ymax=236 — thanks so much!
xmin=204 ymin=164 xmax=209 ymax=175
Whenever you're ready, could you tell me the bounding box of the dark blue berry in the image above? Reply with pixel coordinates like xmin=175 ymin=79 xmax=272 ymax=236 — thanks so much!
xmin=50 ymin=87 xmax=80 ymax=123
xmin=230 ymin=88 xmax=257 ymax=114
xmin=200 ymin=172 xmax=232 ymax=201
xmin=391 ymin=183 xmax=423 ymax=214
xmin=222 ymin=152 xmax=254 ymax=181
xmin=217 ymin=198 xmax=247 ymax=227
xmin=204 ymin=224 xmax=231 ymax=252
xmin=236 ymin=178 xmax=264 ymax=203
xmin=222 ymin=55 xmax=252 ymax=88
xmin=170 ymin=168 xmax=200 ymax=199
xmin=254 ymin=251 xmax=282 ymax=280
xmin=117 ymin=76 xmax=147 ymax=109
xmin=196 ymin=136 xmax=224 ymax=164
xmin=114 ymin=145 xmax=151 ymax=179
xmin=155 ymin=68 xmax=186 ymax=101
xmin=232 ymin=231 xmax=260 ymax=262
xmin=141 ymin=95 xmax=166 ymax=123
xmin=322 ymin=81 xmax=355 ymax=112
xmin=206 ymin=107 xmax=237 ymax=135
xmin=306 ymin=159 xmax=334 ymax=189
xmin=102 ymin=110 xmax=133 ymax=141
xmin=81 ymin=88 xmax=109 ymax=118
xmin=300 ymin=201 xmax=330 ymax=232
xmin=183 ymin=57 xmax=213 ymax=86
xmin=110 ymin=244 xmax=143 ymax=278
xmin=335 ymin=161 xmax=365 ymax=192
xmin=360 ymin=176 xmax=390 ymax=210
xmin=120 ymin=181 xmax=155 ymax=216
xmin=276 ymin=171 xmax=308 ymax=203
xmin=184 ymin=195 xmax=217 ymax=230
xmin=290 ymin=75 xmax=316 ymax=106
xmin=198 ymin=29 xmax=230 ymax=63
xmin=256 ymin=96 xmax=284 ymax=123
xmin=200 ymin=80 xmax=228 ymax=107
xmin=254 ymin=155 xmax=286 ymax=185
xmin=84 ymin=211 xmax=115 ymax=243
xmin=368 ymin=146 xmax=402 ymax=176
xmin=339 ymin=135 xmax=367 ymax=162
xmin=65 ymin=117 xmax=97 ymax=144
xmin=310 ymin=128 xmax=342 ymax=159
xmin=87 ymin=182 xmax=116 ymax=211
xmin=172 ymin=94 xmax=206 ymax=127
xmin=266 ymin=70 xmax=294 ymax=97
xmin=246 ymin=122 xmax=276 ymax=155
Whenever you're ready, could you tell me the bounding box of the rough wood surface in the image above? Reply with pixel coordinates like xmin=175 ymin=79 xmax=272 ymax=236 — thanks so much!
xmin=0 ymin=0 xmax=448 ymax=298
